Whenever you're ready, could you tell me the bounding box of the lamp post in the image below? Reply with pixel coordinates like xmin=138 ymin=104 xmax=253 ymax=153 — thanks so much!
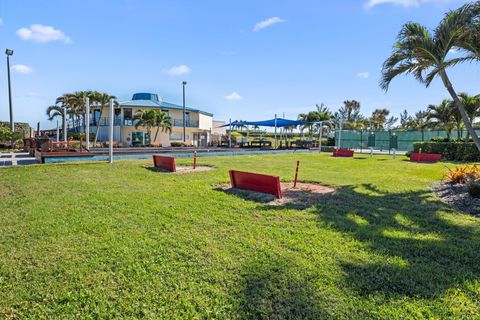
xmin=5 ymin=49 xmax=14 ymax=131
xmin=182 ymin=81 xmax=187 ymax=142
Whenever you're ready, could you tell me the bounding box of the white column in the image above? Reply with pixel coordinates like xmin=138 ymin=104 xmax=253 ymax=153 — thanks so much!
xmin=228 ymin=118 xmax=232 ymax=148
xmin=56 ymin=120 xmax=59 ymax=142
xmin=85 ymin=97 xmax=90 ymax=149
xmin=63 ymin=106 xmax=67 ymax=143
xmin=318 ymin=122 xmax=322 ymax=152
xmin=274 ymin=114 xmax=277 ymax=149
xmin=109 ymin=99 xmax=114 ymax=164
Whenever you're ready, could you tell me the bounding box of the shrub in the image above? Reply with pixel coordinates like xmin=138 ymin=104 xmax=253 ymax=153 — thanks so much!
xmin=444 ymin=165 xmax=480 ymax=184
xmin=466 ymin=177 xmax=480 ymax=198
xmin=170 ymin=142 xmax=192 ymax=147
xmin=413 ymin=142 xmax=480 ymax=162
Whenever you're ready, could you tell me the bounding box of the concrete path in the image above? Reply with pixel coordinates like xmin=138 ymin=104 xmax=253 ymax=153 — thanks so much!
xmin=0 ymin=152 xmax=37 ymax=167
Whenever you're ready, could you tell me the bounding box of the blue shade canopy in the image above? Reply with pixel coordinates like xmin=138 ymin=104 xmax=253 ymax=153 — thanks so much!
xmin=221 ymin=118 xmax=309 ymax=128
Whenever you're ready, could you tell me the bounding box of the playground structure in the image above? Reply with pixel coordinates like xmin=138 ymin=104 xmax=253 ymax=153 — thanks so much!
xmin=222 ymin=117 xmax=329 ymax=150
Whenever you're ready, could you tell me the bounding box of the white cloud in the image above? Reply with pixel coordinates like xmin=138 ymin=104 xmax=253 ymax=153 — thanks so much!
xmin=365 ymin=0 xmax=457 ymax=8
xmin=0 ymin=18 xmax=3 ymax=26
xmin=224 ymin=92 xmax=244 ymax=101
xmin=165 ymin=64 xmax=191 ymax=76
xmin=16 ymin=24 xmax=72 ymax=44
xmin=448 ymin=47 xmax=460 ymax=54
xmin=253 ymin=17 xmax=285 ymax=32
xmin=12 ymin=64 xmax=34 ymax=74
xmin=357 ymin=72 xmax=370 ymax=79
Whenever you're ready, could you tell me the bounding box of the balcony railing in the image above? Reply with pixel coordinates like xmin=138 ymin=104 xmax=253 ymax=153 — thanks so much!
xmin=90 ymin=117 xmax=122 ymax=126
xmin=90 ymin=118 xmax=199 ymax=128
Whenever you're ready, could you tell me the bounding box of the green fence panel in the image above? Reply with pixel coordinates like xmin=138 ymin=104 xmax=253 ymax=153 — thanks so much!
xmin=334 ymin=129 xmax=470 ymax=151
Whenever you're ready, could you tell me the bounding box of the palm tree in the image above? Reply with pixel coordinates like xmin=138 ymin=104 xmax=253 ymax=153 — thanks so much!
xmin=153 ymin=110 xmax=173 ymax=142
xmin=426 ymin=100 xmax=455 ymax=139
xmin=55 ymin=93 xmax=77 ymax=134
xmin=92 ymin=92 xmax=117 ymax=145
xmin=381 ymin=11 xmax=480 ymax=152
xmin=458 ymin=93 xmax=480 ymax=140
xmin=46 ymin=105 xmax=65 ymax=122
xmin=453 ymin=2 xmax=480 ymax=58
xmin=133 ymin=109 xmax=158 ymax=145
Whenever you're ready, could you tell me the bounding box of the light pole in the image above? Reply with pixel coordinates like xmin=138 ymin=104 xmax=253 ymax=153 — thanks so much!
xmin=182 ymin=81 xmax=187 ymax=142
xmin=5 ymin=49 xmax=14 ymax=131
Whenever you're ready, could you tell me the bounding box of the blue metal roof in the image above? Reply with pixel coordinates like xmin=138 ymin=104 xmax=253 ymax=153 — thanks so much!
xmin=119 ymin=93 xmax=213 ymax=117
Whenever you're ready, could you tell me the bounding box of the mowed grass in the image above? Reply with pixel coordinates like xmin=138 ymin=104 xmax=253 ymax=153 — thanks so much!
xmin=0 ymin=153 xmax=479 ymax=319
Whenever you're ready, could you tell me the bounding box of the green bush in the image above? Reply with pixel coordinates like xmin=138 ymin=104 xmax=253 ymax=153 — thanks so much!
xmin=170 ymin=142 xmax=193 ymax=147
xmin=413 ymin=142 xmax=480 ymax=162
xmin=466 ymin=177 xmax=480 ymax=197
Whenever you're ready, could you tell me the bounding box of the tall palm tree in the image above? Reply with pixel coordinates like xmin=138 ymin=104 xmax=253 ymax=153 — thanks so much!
xmin=426 ymin=100 xmax=455 ymax=139
xmin=153 ymin=110 xmax=173 ymax=142
xmin=381 ymin=11 xmax=480 ymax=152
xmin=133 ymin=109 xmax=158 ymax=145
xmin=92 ymin=92 xmax=117 ymax=145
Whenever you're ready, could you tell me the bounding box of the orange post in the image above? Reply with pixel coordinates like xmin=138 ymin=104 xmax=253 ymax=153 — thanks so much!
xmin=293 ymin=160 xmax=300 ymax=188
xmin=193 ymin=151 xmax=197 ymax=169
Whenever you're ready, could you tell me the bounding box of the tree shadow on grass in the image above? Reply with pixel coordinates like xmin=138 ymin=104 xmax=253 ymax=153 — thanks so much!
xmin=236 ymin=256 xmax=329 ymax=320
xmin=258 ymin=184 xmax=480 ymax=298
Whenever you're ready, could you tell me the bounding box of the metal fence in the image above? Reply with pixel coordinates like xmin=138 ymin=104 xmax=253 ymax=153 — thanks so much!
xmin=335 ymin=129 xmax=471 ymax=151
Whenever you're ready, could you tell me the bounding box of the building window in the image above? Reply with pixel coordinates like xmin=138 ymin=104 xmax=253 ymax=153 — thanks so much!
xmin=124 ymin=108 xmax=133 ymax=126
xmin=170 ymin=132 xmax=183 ymax=140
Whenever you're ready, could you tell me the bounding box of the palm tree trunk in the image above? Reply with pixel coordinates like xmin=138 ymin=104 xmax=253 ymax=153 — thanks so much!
xmin=440 ymin=71 xmax=480 ymax=152
xmin=154 ymin=126 xmax=160 ymax=142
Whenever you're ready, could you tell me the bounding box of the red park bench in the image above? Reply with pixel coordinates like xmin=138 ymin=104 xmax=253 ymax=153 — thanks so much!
xmin=229 ymin=170 xmax=282 ymax=198
xmin=153 ymin=155 xmax=177 ymax=172
xmin=410 ymin=153 xmax=442 ymax=163
xmin=333 ymin=148 xmax=354 ymax=157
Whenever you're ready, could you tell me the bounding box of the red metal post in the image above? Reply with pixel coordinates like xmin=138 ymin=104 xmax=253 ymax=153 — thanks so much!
xmin=294 ymin=160 xmax=300 ymax=188
xmin=193 ymin=151 xmax=197 ymax=169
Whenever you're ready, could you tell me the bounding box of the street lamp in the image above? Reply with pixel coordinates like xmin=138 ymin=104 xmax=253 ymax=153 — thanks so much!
xmin=182 ymin=81 xmax=187 ymax=142
xmin=5 ymin=49 xmax=14 ymax=131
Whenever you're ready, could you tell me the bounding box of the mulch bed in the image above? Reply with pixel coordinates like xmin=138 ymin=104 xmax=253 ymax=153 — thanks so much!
xmin=432 ymin=182 xmax=480 ymax=217
xmin=218 ymin=182 xmax=335 ymax=206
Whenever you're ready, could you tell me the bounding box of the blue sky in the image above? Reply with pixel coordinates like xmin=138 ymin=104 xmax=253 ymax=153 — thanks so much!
xmin=0 ymin=0 xmax=478 ymax=128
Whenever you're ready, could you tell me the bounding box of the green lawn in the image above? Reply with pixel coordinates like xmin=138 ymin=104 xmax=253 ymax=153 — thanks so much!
xmin=1 ymin=153 xmax=479 ymax=319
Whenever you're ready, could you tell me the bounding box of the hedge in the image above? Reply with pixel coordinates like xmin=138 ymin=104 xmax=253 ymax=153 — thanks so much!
xmin=413 ymin=142 xmax=480 ymax=162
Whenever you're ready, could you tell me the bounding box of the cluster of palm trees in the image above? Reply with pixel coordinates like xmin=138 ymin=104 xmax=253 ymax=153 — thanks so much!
xmin=413 ymin=93 xmax=480 ymax=140
xmin=132 ymin=109 xmax=172 ymax=143
xmin=46 ymin=91 xmax=116 ymax=144
xmin=381 ymin=1 xmax=480 ymax=152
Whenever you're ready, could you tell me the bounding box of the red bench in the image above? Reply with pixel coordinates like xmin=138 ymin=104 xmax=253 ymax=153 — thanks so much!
xmin=333 ymin=148 xmax=354 ymax=157
xmin=229 ymin=170 xmax=282 ymax=198
xmin=410 ymin=153 xmax=442 ymax=163
xmin=153 ymin=155 xmax=176 ymax=172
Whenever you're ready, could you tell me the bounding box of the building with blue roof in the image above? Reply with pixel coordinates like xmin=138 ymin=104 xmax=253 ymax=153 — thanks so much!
xmin=90 ymin=92 xmax=215 ymax=147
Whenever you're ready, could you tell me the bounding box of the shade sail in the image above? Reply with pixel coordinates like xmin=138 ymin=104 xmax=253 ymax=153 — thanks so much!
xmin=220 ymin=118 xmax=309 ymax=128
